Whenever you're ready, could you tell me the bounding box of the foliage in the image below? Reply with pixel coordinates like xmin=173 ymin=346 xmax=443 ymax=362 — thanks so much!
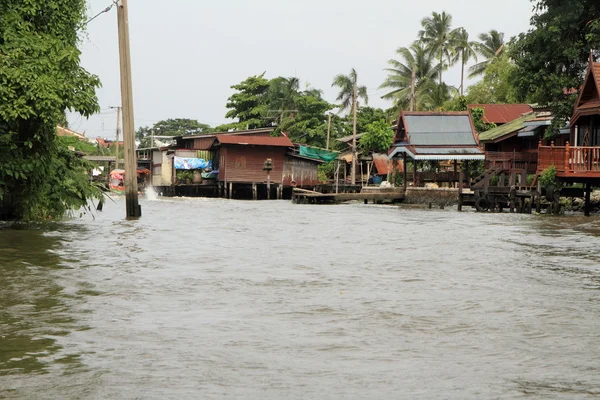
xmin=359 ymin=120 xmax=395 ymax=153
xmin=465 ymin=53 xmax=518 ymax=104
xmin=539 ymin=165 xmax=557 ymax=188
xmin=136 ymin=119 xmax=212 ymax=147
xmin=266 ymin=77 xmax=300 ymax=124
xmin=276 ymin=89 xmax=335 ymax=148
xmin=469 ymin=30 xmax=505 ymax=78
xmin=511 ymin=0 xmax=600 ymax=136
xmin=469 ymin=107 xmax=497 ymax=132
xmin=453 ymin=28 xmax=478 ymax=95
xmin=0 ymin=0 xmax=102 ymax=220
xmin=219 ymin=73 xmax=271 ymax=130
xmin=176 ymin=170 xmax=194 ymax=183
xmin=332 ymin=68 xmax=368 ymax=112
xmin=58 ymin=136 xmax=97 ymax=154
xmin=318 ymin=161 xmax=335 ymax=182
xmin=418 ymin=11 xmax=459 ymax=86
xmin=380 ymin=41 xmax=441 ymax=112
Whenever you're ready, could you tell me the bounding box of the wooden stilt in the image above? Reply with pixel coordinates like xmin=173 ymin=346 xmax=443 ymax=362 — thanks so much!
xmin=252 ymin=183 xmax=257 ymax=200
xmin=536 ymin=180 xmax=541 ymax=213
xmin=585 ymin=183 xmax=591 ymax=217
xmin=228 ymin=182 xmax=233 ymax=199
xmin=458 ymin=171 xmax=463 ymax=212
xmin=403 ymin=153 xmax=408 ymax=194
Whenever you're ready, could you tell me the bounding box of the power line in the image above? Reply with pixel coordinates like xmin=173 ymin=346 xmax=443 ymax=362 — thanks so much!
xmin=85 ymin=1 xmax=117 ymax=25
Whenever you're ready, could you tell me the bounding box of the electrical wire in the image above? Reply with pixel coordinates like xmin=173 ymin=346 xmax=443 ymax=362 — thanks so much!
xmin=85 ymin=1 xmax=118 ymax=25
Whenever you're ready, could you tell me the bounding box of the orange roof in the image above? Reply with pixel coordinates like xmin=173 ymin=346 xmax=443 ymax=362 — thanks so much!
xmin=467 ymin=104 xmax=533 ymax=124
xmin=215 ymin=134 xmax=293 ymax=147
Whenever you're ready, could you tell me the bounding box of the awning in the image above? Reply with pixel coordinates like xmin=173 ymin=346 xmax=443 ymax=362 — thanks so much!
xmin=388 ymin=146 xmax=485 ymax=161
xmin=517 ymin=125 xmax=540 ymax=137
xmin=299 ymin=146 xmax=338 ymax=162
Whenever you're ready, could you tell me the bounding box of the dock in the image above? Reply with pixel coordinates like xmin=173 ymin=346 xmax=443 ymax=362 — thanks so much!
xmin=293 ymin=187 xmax=405 ymax=204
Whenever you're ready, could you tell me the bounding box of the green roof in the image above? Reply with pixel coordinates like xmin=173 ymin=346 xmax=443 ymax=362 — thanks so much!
xmin=478 ymin=114 xmax=532 ymax=143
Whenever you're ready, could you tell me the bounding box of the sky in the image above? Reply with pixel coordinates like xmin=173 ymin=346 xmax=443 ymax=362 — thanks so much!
xmin=71 ymin=0 xmax=536 ymax=139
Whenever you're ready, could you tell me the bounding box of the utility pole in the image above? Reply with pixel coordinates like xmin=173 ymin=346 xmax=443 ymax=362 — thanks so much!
xmin=116 ymin=0 xmax=141 ymax=218
xmin=351 ymin=81 xmax=358 ymax=185
xmin=326 ymin=113 xmax=332 ymax=150
xmin=110 ymin=106 xmax=122 ymax=169
xmin=410 ymin=69 xmax=416 ymax=112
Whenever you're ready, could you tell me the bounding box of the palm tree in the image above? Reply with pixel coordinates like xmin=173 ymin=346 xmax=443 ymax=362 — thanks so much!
xmin=452 ymin=28 xmax=478 ymax=96
xmin=418 ymin=11 xmax=459 ymax=86
xmin=468 ymin=30 xmax=505 ymax=78
xmin=332 ymin=68 xmax=368 ymax=185
xmin=379 ymin=41 xmax=440 ymax=111
xmin=268 ymin=77 xmax=300 ymax=124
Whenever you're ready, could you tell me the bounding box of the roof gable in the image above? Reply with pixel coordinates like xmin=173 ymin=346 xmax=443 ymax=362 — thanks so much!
xmin=571 ymin=56 xmax=600 ymax=126
xmin=574 ymin=57 xmax=600 ymax=109
xmin=467 ymin=104 xmax=533 ymax=124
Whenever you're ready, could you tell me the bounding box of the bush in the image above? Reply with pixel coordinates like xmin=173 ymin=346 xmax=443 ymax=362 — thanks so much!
xmin=539 ymin=165 xmax=557 ymax=188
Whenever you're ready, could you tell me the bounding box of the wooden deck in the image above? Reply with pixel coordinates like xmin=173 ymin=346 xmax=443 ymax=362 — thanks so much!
xmin=538 ymin=144 xmax=600 ymax=179
xmin=292 ymin=188 xmax=404 ymax=204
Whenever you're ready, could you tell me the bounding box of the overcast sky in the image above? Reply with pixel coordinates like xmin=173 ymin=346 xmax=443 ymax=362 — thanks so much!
xmin=71 ymin=0 xmax=535 ymax=139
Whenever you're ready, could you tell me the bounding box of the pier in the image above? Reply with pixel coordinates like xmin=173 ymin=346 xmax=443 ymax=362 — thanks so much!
xmin=292 ymin=187 xmax=404 ymax=204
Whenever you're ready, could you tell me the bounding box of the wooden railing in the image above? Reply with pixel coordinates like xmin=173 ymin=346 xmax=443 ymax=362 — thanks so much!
xmin=485 ymin=151 xmax=538 ymax=174
xmin=538 ymin=142 xmax=600 ymax=176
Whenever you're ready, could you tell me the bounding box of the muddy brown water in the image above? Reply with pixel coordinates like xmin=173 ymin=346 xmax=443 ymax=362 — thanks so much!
xmin=1 ymin=197 xmax=600 ymax=399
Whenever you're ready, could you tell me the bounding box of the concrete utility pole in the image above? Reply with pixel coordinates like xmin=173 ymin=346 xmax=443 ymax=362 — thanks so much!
xmin=116 ymin=0 xmax=141 ymax=218
xmin=110 ymin=106 xmax=121 ymax=169
xmin=351 ymin=81 xmax=358 ymax=185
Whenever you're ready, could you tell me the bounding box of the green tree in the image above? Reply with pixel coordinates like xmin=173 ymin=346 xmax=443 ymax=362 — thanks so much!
xmin=453 ymin=28 xmax=478 ymax=96
xmin=380 ymin=42 xmax=440 ymax=112
xmin=511 ymin=0 xmax=600 ymax=135
xmin=469 ymin=30 xmax=505 ymax=78
xmin=266 ymin=77 xmax=300 ymax=124
xmin=276 ymin=89 xmax=335 ymax=148
xmin=136 ymin=119 xmax=212 ymax=147
xmin=220 ymin=73 xmax=271 ymax=130
xmin=464 ymin=53 xmax=518 ymax=104
xmin=0 ymin=0 xmax=102 ymax=220
xmin=359 ymin=120 xmax=395 ymax=154
xmin=332 ymin=68 xmax=368 ymax=184
xmin=418 ymin=11 xmax=459 ymax=86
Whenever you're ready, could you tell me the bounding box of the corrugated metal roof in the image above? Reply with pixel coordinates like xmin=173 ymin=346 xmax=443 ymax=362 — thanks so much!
xmin=468 ymin=104 xmax=533 ymax=124
xmin=216 ymin=135 xmax=293 ymax=147
xmin=180 ymin=127 xmax=274 ymax=140
xmin=413 ymin=147 xmax=483 ymax=155
xmin=404 ymin=114 xmax=477 ymax=146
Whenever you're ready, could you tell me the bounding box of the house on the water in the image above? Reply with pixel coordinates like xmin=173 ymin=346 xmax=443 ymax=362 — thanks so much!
xmin=536 ymin=55 xmax=600 ymax=214
xmin=388 ymin=111 xmax=485 ymax=188
xmin=138 ymin=128 xmax=327 ymax=200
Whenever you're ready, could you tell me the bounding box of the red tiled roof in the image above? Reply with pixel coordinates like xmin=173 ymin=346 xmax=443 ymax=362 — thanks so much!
xmin=216 ymin=134 xmax=293 ymax=147
xmin=467 ymin=104 xmax=533 ymax=124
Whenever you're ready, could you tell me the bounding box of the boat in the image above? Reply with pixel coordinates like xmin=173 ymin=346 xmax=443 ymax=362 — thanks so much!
xmin=109 ymin=168 xmax=150 ymax=195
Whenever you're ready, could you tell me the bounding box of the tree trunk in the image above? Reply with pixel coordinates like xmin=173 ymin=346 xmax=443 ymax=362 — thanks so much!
xmin=352 ymin=82 xmax=358 ymax=185
xmin=410 ymin=69 xmax=416 ymax=112
xmin=439 ymin=46 xmax=443 ymax=86
xmin=460 ymin=51 xmax=465 ymax=96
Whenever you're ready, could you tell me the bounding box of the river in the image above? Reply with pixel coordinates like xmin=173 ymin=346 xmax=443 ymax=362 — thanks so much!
xmin=1 ymin=197 xmax=599 ymax=399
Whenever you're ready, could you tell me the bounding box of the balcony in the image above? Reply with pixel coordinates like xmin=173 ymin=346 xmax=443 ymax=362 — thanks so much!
xmin=538 ymin=143 xmax=600 ymax=178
